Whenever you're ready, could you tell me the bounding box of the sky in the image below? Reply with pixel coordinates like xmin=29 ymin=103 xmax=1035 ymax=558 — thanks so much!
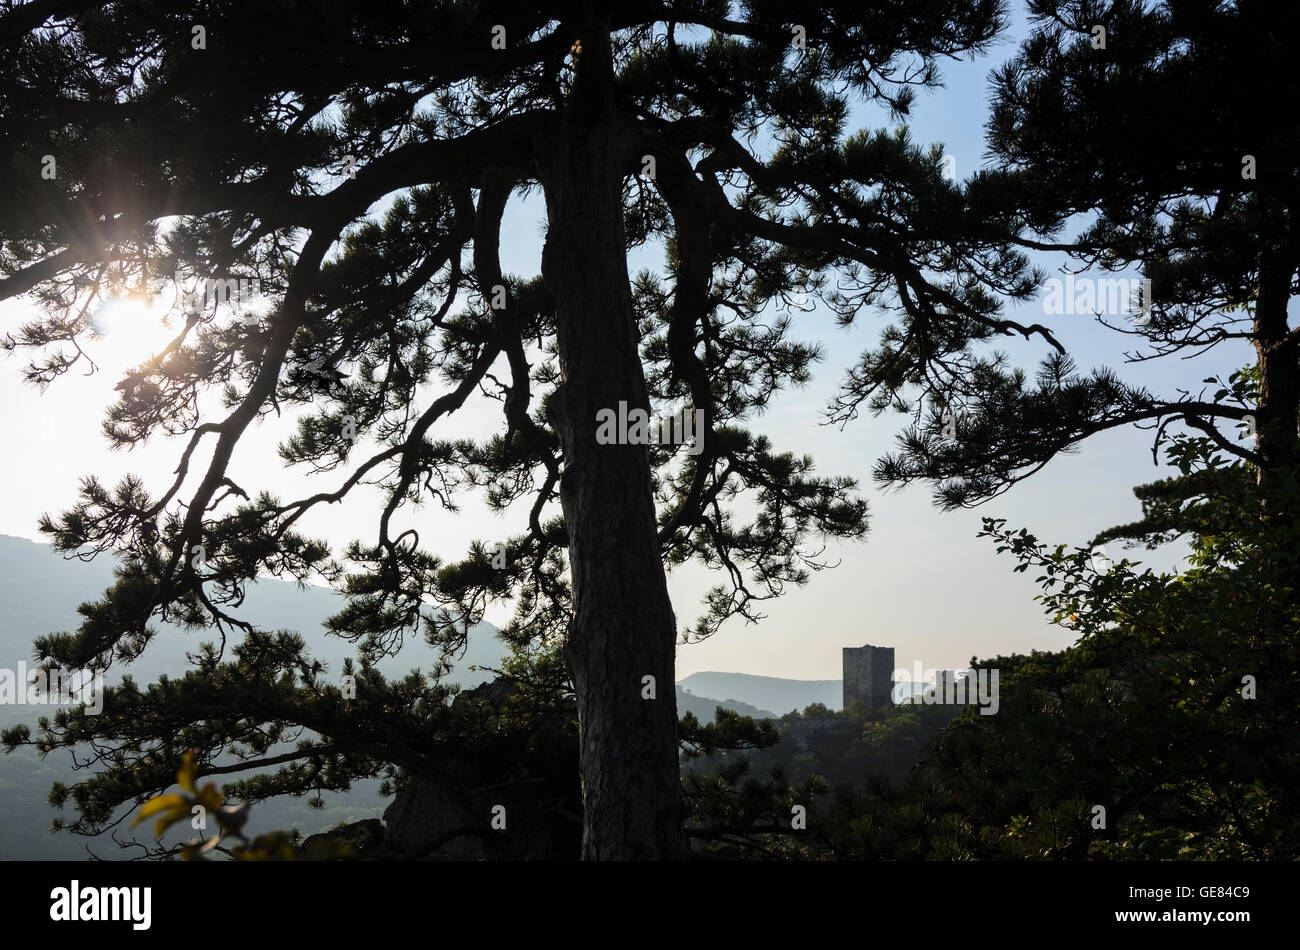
xmin=0 ymin=5 xmax=1261 ymax=683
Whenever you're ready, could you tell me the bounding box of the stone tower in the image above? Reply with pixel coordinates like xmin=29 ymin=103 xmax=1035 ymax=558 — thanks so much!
xmin=842 ymin=643 xmax=895 ymax=711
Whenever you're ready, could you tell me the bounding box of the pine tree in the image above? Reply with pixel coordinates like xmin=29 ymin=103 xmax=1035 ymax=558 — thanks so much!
xmin=0 ymin=1 xmax=1038 ymax=858
xmin=871 ymin=0 xmax=1297 ymax=517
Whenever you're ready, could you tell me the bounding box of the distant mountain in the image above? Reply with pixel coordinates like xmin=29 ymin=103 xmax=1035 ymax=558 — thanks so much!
xmin=678 ymin=670 xmax=928 ymax=714
xmin=0 ymin=533 xmax=510 ymax=688
xmin=675 ymin=687 xmax=774 ymax=722
xmin=678 ymin=671 xmax=843 ymax=715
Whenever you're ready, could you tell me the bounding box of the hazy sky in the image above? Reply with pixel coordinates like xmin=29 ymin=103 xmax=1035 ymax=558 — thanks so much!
xmin=0 ymin=7 xmax=1261 ymax=682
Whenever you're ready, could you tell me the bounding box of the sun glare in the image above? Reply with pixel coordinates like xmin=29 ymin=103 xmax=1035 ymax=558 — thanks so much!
xmin=87 ymin=293 xmax=181 ymax=370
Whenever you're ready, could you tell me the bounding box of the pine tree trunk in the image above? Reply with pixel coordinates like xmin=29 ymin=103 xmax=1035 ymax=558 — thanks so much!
xmin=535 ymin=26 xmax=688 ymax=860
xmin=1253 ymin=238 xmax=1299 ymax=495
xmin=1250 ymin=217 xmax=1299 ymax=631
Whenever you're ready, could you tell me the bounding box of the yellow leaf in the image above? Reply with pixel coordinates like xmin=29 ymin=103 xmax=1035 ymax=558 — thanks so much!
xmin=177 ymin=750 xmax=198 ymax=793
xmin=155 ymin=802 xmax=192 ymax=839
xmin=131 ymin=794 xmax=186 ymax=829
xmin=195 ymin=782 xmax=225 ymax=812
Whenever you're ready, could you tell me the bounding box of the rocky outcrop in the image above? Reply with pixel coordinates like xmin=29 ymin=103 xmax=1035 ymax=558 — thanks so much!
xmin=298 ymin=818 xmax=385 ymax=859
xmin=378 ymin=767 xmax=494 ymax=859
xmin=294 ymin=676 xmax=581 ymax=859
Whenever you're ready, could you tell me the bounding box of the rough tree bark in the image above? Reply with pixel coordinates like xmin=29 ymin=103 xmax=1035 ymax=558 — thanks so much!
xmin=534 ymin=22 xmax=688 ymax=860
xmin=1252 ymin=229 xmax=1299 ymax=496
xmin=1248 ymin=205 xmax=1300 ymax=642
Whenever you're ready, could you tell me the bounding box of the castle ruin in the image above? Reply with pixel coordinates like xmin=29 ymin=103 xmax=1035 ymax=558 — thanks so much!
xmin=842 ymin=643 xmax=895 ymax=711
